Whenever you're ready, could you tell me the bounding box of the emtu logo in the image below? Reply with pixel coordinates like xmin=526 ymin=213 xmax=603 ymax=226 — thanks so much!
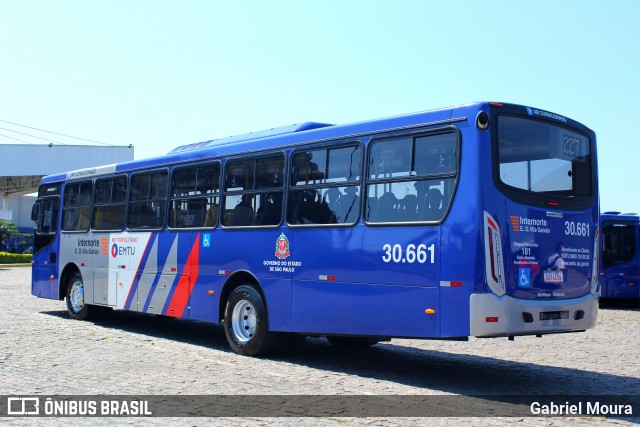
xmin=111 ymin=244 xmax=118 ymax=258
xmin=509 ymin=216 xmax=520 ymax=232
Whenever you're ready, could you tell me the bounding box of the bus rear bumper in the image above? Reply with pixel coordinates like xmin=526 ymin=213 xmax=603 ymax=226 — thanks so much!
xmin=469 ymin=292 xmax=598 ymax=337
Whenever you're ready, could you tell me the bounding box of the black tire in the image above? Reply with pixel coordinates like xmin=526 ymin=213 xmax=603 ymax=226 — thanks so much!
xmin=224 ymin=285 xmax=274 ymax=356
xmin=65 ymin=272 xmax=92 ymax=320
xmin=326 ymin=336 xmax=379 ymax=348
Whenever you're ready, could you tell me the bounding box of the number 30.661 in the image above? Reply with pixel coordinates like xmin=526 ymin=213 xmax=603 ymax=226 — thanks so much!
xmin=382 ymin=243 xmax=435 ymax=264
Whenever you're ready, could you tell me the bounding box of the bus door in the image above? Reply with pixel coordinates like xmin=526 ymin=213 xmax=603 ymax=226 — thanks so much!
xmin=91 ymin=231 xmax=116 ymax=306
xmin=88 ymin=233 xmax=157 ymax=308
xmin=31 ymin=184 xmax=61 ymax=299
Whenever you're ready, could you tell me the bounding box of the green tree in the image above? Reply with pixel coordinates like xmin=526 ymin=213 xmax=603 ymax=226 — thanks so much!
xmin=0 ymin=219 xmax=19 ymax=243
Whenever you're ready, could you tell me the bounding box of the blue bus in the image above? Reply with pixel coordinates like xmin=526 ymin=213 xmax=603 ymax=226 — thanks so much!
xmin=30 ymin=102 xmax=600 ymax=356
xmin=600 ymin=212 xmax=640 ymax=300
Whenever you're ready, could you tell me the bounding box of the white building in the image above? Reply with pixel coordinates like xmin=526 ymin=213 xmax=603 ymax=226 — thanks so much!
xmin=1 ymin=144 xmax=134 ymax=233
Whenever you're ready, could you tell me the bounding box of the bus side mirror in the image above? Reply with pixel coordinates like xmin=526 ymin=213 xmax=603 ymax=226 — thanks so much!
xmin=31 ymin=202 xmax=40 ymax=222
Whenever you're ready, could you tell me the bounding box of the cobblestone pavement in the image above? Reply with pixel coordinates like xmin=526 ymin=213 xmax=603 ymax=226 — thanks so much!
xmin=0 ymin=267 xmax=638 ymax=426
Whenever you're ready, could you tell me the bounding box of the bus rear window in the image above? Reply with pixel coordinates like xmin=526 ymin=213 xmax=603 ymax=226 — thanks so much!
xmin=497 ymin=116 xmax=592 ymax=197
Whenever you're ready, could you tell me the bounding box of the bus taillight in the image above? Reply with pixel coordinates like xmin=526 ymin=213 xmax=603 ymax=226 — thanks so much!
xmin=483 ymin=211 xmax=506 ymax=297
xmin=591 ymin=226 xmax=600 ymax=294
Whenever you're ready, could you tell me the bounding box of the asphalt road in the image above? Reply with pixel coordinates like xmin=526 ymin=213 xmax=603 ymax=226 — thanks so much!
xmin=0 ymin=266 xmax=638 ymax=426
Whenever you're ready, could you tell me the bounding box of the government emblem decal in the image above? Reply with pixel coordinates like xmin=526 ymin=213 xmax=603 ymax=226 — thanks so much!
xmin=275 ymin=233 xmax=290 ymax=259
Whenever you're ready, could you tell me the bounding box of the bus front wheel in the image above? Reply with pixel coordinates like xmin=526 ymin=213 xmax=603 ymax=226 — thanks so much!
xmin=66 ymin=272 xmax=91 ymax=320
xmin=224 ymin=285 xmax=274 ymax=356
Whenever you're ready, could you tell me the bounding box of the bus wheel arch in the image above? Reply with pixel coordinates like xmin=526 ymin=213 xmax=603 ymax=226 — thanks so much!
xmin=218 ymin=271 xmax=265 ymax=322
xmin=59 ymin=263 xmax=81 ymax=302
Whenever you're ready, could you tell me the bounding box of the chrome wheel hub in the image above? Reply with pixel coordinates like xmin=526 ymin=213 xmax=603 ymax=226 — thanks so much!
xmin=69 ymin=281 xmax=84 ymax=313
xmin=231 ymin=300 xmax=256 ymax=342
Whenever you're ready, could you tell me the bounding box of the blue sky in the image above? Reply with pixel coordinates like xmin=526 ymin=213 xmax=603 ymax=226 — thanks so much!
xmin=1 ymin=1 xmax=639 ymax=212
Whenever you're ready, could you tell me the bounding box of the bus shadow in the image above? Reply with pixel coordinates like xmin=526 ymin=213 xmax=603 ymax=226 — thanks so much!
xmin=599 ymin=300 xmax=640 ymax=310
xmin=42 ymin=309 xmax=228 ymax=350
xmin=42 ymin=309 xmax=640 ymax=398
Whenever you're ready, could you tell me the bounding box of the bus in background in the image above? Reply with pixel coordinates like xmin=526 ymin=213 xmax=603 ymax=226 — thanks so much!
xmin=30 ymin=102 xmax=599 ymax=356
xmin=600 ymin=212 xmax=640 ymax=301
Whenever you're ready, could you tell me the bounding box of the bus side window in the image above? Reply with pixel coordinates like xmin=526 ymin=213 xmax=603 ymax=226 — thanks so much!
xmin=223 ymin=154 xmax=283 ymax=228
xmin=365 ymin=131 xmax=457 ymax=224
xmin=34 ymin=197 xmax=59 ymax=235
xmin=170 ymin=162 xmax=220 ymax=229
xmin=93 ymin=176 xmax=127 ymax=231
xmin=128 ymin=171 xmax=168 ymax=230
xmin=62 ymin=181 xmax=92 ymax=232
xmin=287 ymin=144 xmax=361 ymax=226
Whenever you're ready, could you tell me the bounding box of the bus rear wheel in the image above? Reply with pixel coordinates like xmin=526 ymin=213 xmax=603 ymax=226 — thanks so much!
xmin=224 ymin=285 xmax=274 ymax=356
xmin=66 ymin=272 xmax=91 ymax=320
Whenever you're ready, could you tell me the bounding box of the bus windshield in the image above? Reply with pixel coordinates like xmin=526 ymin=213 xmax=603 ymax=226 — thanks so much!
xmin=497 ymin=115 xmax=592 ymax=198
xmin=602 ymin=221 xmax=636 ymax=269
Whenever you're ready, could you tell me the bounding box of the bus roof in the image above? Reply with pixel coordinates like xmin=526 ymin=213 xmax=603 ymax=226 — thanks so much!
xmin=41 ymin=101 xmax=593 ymax=184
xmin=601 ymin=212 xmax=640 ymax=222
xmin=168 ymin=122 xmax=334 ymax=154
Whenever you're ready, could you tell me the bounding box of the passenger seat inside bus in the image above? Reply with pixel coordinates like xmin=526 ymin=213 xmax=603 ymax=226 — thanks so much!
xmin=203 ymin=204 xmax=218 ymax=227
xmin=421 ymin=188 xmax=444 ymax=221
xmin=400 ymin=194 xmax=418 ymax=221
xmin=256 ymin=194 xmax=281 ymax=226
xmin=373 ymin=192 xmax=398 ymax=222
xmin=171 ymin=208 xmax=183 ymax=228
xmin=231 ymin=198 xmax=254 ymax=226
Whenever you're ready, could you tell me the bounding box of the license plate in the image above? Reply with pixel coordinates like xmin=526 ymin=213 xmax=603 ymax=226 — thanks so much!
xmin=543 ymin=269 xmax=564 ymax=284
xmin=539 ymin=311 xmax=569 ymax=321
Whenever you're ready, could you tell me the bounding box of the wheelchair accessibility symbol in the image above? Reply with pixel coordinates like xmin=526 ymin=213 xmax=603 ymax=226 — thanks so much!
xmin=202 ymin=233 xmax=211 ymax=248
xmin=518 ymin=268 xmax=531 ymax=288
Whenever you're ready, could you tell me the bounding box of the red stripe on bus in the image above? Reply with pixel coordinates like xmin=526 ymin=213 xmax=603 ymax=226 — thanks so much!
xmin=487 ymin=217 xmax=498 ymax=231
xmin=166 ymin=234 xmax=200 ymax=318
xmin=488 ymin=228 xmax=499 ymax=283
